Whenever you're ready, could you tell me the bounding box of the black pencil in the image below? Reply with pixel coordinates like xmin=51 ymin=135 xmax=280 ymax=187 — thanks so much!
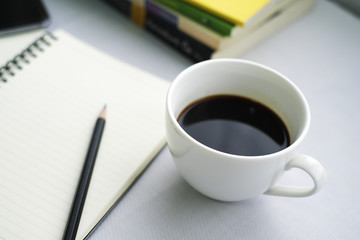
xmin=63 ymin=105 xmax=107 ymax=240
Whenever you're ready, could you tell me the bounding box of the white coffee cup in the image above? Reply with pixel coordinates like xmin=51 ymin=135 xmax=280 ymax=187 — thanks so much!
xmin=165 ymin=59 xmax=326 ymax=202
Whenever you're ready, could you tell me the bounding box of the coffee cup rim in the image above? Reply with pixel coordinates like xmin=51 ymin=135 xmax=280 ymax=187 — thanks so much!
xmin=167 ymin=59 xmax=310 ymax=160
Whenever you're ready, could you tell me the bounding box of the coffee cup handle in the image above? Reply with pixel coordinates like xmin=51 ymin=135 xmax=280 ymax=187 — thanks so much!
xmin=265 ymin=154 xmax=327 ymax=197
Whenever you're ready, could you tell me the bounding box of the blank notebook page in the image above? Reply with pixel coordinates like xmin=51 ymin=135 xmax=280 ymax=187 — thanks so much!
xmin=0 ymin=30 xmax=169 ymax=240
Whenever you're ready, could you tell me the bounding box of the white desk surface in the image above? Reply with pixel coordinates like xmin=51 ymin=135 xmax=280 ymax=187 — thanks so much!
xmin=2 ymin=0 xmax=360 ymax=239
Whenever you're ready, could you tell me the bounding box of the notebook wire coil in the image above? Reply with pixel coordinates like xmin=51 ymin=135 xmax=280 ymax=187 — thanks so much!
xmin=0 ymin=32 xmax=56 ymax=84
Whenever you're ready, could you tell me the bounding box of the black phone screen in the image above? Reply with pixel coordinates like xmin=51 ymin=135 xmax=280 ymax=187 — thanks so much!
xmin=0 ymin=0 xmax=49 ymax=35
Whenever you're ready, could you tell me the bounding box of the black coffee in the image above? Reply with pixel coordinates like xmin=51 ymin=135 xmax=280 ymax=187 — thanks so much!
xmin=177 ymin=95 xmax=290 ymax=156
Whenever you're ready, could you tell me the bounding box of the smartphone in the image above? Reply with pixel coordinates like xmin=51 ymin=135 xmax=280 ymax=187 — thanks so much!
xmin=0 ymin=0 xmax=50 ymax=36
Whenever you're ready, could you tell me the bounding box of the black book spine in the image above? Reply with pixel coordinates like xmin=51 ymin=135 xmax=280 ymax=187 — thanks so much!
xmin=103 ymin=0 xmax=214 ymax=62
xmin=145 ymin=12 xmax=214 ymax=62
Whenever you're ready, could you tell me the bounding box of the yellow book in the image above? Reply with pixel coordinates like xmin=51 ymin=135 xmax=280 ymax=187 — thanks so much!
xmin=184 ymin=0 xmax=272 ymax=26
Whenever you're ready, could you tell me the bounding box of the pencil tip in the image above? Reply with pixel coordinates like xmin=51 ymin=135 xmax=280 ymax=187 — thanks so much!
xmin=99 ymin=104 xmax=107 ymax=119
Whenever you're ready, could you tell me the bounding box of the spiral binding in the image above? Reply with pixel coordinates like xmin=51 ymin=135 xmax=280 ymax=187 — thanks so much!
xmin=0 ymin=32 xmax=57 ymax=84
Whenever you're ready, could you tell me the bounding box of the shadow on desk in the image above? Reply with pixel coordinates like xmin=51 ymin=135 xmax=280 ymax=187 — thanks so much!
xmin=118 ymin=176 xmax=273 ymax=239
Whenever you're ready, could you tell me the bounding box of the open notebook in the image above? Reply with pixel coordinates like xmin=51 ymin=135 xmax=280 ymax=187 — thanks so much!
xmin=0 ymin=30 xmax=169 ymax=240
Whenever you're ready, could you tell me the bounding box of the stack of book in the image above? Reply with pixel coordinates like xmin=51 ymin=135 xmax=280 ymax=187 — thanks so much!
xmin=105 ymin=0 xmax=314 ymax=62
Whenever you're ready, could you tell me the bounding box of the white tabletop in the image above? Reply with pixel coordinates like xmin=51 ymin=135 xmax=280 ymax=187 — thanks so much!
xmin=4 ymin=0 xmax=360 ymax=239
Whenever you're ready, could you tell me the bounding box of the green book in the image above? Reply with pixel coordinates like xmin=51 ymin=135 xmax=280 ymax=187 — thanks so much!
xmin=155 ymin=0 xmax=238 ymax=36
